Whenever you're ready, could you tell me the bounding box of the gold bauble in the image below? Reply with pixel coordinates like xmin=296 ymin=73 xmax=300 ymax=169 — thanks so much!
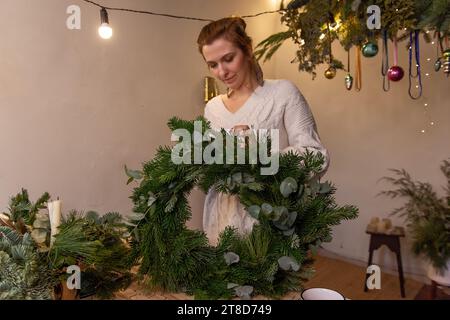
xmin=324 ymin=66 xmax=337 ymax=79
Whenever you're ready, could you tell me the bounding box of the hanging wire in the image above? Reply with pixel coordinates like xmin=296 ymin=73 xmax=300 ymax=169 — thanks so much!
xmin=381 ymin=29 xmax=390 ymax=92
xmin=81 ymin=0 xmax=286 ymax=22
xmin=355 ymin=45 xmax=362 ymax=91
xmin=408 ymin=30 xmax=422 ymax=99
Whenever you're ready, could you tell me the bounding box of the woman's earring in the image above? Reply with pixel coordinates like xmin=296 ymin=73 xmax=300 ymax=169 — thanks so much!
xmin=226 ymin=87 xmax=233 ymax=98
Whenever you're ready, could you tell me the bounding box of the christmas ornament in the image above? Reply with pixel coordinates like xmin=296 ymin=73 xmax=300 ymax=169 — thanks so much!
xmin=387 ymin=36 xmax=404 ymax=82
xmin=324 ymin=23 xmax=336 ymax=80
xmin=408 ymin=31 xmax=422 ymax=99
xmin=434 ymin=58 xmax=442 ymax=71
xmin=345 ymin=50 xmax=353 ymax=90
xmin=345 ymin=74 xmax=353 ymax=90
xmin=388 ymin=66 xmax=404 ymax=81
xmin=362 ymin=42 xmax=378 ymax=58
xmin=324 ymin=66 xmax=336 ymax=79
xmin=442 ymin=48 xmax=450 ymax=76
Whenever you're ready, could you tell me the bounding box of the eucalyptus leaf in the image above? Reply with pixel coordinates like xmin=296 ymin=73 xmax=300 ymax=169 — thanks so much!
xmin=282 ymin=227 xmax=295 ymax=236
xmin=246 ymin=182 xmax=264 ymax=191
xmin=227 ymin=283 xmax=239 ymax=289
xmin=261 ymin=203 xmax=273 ymax=216
xmin=124 ymin=165 xmax=143 ymax=180
xmin=224 ymin=252 xmax=240 ymax=265
xmin=147 ymin=193 xmax=157 ymax=206
xmin=165 ymin=195 xmax=178 ymax=213
xmin=271 ymin=206 xmax=288 ymax=221
xmin=232 ymin=172 xmax=243 ymax=184
xmin=310 ymin=179 xmax=320 ymax=195
xmin=280 ymin=177 xmax=298 ymax=198
xmin=242 ymin=173 xmax=255 ymax=183
xmin=277 ymin=256 xmax=300 ymax=272
xmin=297 ymin=184 xmax=304 ymax=197
xmin=234 ymin=285 xmax=253 ymax=299
xmin=128 ymin=212 xmax=146 ymax=222
xmin=247 ymin=205 xmax=261 ymax=219
xmin=319 ymin=182 xmax=332 ymax=194
xmin=286 ymin=211 xmax=297 ymax=228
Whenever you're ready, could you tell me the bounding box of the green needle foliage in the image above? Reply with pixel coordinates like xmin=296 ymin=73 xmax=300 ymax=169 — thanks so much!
xmin=1 ymin=191 xmax=132 ymax=299
xmin=126 ymin=117 xmax=358 ymax=299
xmin=256 ymin=0 xmax=450 ymax=77
xmin=380 ymin=159 xmax=450 ymax=271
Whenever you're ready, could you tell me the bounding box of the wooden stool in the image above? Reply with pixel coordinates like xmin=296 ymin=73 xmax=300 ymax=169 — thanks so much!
xmin=364 ymin=231 xmax=405 ymax=298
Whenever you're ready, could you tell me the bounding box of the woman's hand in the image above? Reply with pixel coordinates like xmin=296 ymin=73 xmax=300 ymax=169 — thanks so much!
xmin=231 ymin=124 xmax=250 ymax=134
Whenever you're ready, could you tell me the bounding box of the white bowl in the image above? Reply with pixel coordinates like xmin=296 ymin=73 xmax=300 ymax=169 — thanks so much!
xmin=300 ymin=288 xmax=345 ymax=300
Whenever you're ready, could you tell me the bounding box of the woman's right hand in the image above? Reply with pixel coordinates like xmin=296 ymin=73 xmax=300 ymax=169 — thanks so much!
xmin=231 ymin=124 xmax=250 ymax=135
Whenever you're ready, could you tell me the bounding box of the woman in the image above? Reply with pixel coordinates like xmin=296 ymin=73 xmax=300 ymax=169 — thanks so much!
xmin=197 ymin=17 xmax=329 ymax=246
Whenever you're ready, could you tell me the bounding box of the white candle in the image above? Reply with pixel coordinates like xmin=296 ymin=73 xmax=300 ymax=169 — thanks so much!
xmin=49 ymin=199 xmax=62 ymax=247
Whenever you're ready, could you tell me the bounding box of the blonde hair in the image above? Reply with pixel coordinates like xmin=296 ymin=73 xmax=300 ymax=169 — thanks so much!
xmin=197 ymin=17 xmax=264 ymax=86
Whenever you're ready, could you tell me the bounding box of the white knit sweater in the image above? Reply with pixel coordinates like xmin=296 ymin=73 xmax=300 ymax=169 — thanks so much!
xmin=203 ymin=79 xmax=329 ymax=245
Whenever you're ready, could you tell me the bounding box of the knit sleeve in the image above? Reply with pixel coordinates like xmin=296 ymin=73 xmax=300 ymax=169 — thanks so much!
xmin=280 ymin=80 xmax=330 ymax=176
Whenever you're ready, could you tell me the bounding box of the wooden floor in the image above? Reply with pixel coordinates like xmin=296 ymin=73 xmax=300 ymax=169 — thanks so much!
xmin=109 ymin=255 xmax=424 ymax=300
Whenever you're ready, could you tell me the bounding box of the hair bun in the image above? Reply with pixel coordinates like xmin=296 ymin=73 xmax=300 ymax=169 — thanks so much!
xmin=231 ymin=17 xmax=246 ymax=31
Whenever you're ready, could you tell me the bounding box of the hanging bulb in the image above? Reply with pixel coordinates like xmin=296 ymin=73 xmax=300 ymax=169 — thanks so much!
xmin=98 ymin=8 xmax=113 ymax=39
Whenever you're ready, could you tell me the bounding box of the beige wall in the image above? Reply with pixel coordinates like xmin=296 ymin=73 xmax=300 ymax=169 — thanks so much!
xmin=1 ymin=0 xmax=449 ymax=280
xmin=0 ymin=0 xmax=278 ymax=226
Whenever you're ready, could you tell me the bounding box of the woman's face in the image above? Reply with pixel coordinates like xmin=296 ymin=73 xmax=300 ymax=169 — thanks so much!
xmin=202 ymin=37 xmax=251 ymax=90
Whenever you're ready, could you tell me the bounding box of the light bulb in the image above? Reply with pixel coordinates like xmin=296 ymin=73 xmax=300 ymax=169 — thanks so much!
xmin=98 ymin=23 xmax=113 ymax=39
xmin=98 ymin=8 xmax=113 ymax=39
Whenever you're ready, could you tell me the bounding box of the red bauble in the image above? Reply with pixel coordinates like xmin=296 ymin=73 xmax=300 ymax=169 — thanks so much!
xmin=387 ymin=66 xmax=404 ymax=81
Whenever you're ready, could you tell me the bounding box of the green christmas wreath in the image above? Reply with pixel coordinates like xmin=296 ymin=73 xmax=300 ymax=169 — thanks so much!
xmin=125 ymin=117 xmax=358 ymax=299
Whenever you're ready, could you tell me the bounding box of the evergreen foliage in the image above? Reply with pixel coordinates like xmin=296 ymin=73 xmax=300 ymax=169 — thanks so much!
xmin=126 ymin=117 xmax=358 ymax=299
xmin=380 ymin=159 xmax=450 ymax=271
xmin=0 ymin=192 xmax=132 ymax=299
xmin=256 ymin=0 xmax=450 ymax=77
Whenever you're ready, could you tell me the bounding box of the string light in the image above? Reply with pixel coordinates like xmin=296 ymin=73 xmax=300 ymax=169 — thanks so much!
xmin=98 ymin=8 xmax=112 ymax=39
xmin=416 ymin=39 xmax=438 ymax=135
xmin=81 ymin=0 xmax=285 ymax=22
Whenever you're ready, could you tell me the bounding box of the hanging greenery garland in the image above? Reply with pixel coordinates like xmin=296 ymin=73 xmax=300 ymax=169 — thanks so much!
xmin=125 ymin=117 xmax=358 ymax=299
xmin=255 ymin=0 xmax=449 ymax=78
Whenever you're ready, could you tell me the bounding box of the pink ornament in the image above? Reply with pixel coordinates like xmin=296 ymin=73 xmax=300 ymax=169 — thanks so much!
xmin=387 ymin=66 xmax=404 ymax=81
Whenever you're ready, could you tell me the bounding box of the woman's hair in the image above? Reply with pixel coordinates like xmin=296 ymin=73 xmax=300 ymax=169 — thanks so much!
xmin=197 ymin=17 xmax=264 ymax=86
